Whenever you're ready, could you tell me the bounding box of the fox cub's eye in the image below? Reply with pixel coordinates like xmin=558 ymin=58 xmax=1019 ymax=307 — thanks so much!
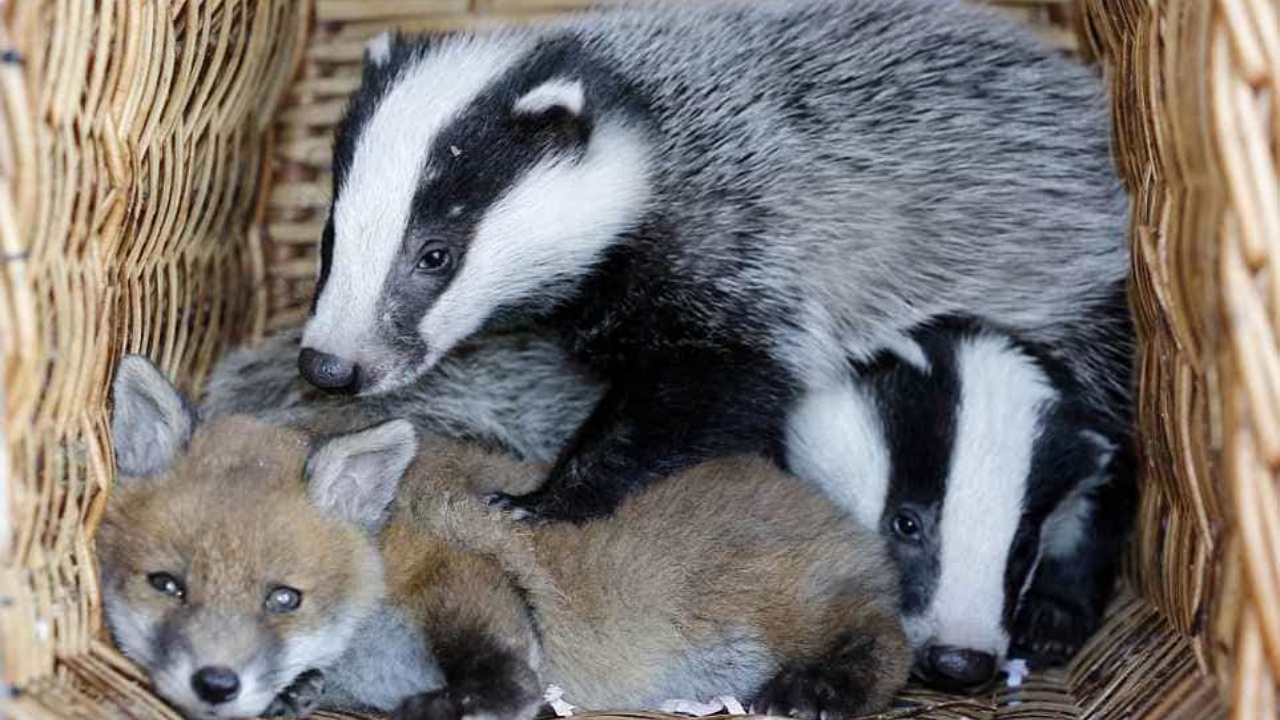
xmin=265 ymin=586 xmax=303 ymax=613
xmin=147 ymin=572 xmax=186 ymax=600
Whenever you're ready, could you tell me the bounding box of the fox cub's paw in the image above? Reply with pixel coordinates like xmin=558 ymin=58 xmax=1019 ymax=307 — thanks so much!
xmin=263 ymin=669 xmax=325 ymax=717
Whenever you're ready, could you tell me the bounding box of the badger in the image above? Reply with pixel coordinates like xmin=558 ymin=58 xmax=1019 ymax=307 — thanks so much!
xmin=786 ymin=319 xmax=1135 ymax=691
xmin=201 ymin=328 xmax=602 ymax=462
xmin=300 ymin=0 xmax=1132 ymax=521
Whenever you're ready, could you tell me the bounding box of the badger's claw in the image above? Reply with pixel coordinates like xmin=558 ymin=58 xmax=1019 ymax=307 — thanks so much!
xmin=483 ymin=487 xmax=617 ymax=525
xmin=485 ymin=491 xmax=593 ymax=524
xmin=1010 ymin=595 xmax=1097 ymax=668
xmin=263 ymin=669 xmax=325 ymax=717
xmin=484 ymin=492 xmax=542 ymax=522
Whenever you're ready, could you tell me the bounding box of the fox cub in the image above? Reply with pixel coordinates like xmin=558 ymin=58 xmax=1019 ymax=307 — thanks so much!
xmin=99 ymin=356 xmax=910 ymax=720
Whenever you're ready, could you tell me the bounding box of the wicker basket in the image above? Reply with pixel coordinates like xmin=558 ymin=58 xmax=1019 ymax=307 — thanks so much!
xmin=1 ymin=0 xmax=1275 ymax=718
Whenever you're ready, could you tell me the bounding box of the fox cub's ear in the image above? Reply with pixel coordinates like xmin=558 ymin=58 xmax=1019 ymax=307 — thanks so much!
xmin=111 ymin=355 xmax=196 ymax=479
xmin=306 ymin=420 xmax=418 ymax=532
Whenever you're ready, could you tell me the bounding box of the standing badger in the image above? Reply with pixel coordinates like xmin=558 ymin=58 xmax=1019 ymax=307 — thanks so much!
xmin=301 ymin=0 xmax=1132 ymax=521
xmin=787 ymin=320 xmax=1135 ymax=690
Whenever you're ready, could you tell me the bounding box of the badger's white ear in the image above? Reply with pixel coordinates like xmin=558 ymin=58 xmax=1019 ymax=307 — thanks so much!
xmin=365 ymin=30 xmax=394 ymax=67
xmin=111 ymin=355 xmax=195 ymax=479
xmin=513 ymin=78 xmax=586 ymax=119
xmin=306 ymin=420 xmax=418 ymax=532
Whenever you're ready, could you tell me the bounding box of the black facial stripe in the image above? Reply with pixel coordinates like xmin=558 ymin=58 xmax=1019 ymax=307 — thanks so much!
xmin=1003 ymin=516 xmax=1044 ymax=629
xmin=312 ymin=215 xmax=335 ymax=314
xmin=1001 ymin=403 xmax=1118 ymax=628
xmin=370 ymin=35 xmax=616 ymax=350
xmin=861 ymin=330 xmax=961 ymax=616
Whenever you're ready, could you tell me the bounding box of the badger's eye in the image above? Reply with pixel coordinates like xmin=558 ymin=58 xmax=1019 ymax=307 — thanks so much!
xmin=415 ymin=246 xmax=452 ymax=273
xmin=265 ymin=586 xmax=303 ymax=613
xmin=891 ymin=511 xmax=923 ymax=541
xmin=147 ymin=572 xmax=186 ymax=600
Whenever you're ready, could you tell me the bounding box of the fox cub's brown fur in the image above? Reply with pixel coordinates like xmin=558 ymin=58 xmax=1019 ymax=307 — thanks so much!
xmin=100 ymin=356 xmax=909 ymax=720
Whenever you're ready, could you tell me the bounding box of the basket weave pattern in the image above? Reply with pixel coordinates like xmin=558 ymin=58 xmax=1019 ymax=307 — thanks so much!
xmin=1081 ymin=0 xmax=1280 ymax=715
xmin=1 ymin=0 xmax=307 ymax=713
xmin=1 ymin=0 xmax=1275 ymax=718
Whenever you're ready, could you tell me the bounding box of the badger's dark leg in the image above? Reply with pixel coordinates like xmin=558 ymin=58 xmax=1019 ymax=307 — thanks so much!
xmin=1011 ymin=453 xmax=1136 ymax=666
xmin=489 ymin=353 xmax=795 ymax=522
xmin=753 ymin=605 xmax=910 ymax=720
xmin=390 ymin=631 xmax=542 ymax=720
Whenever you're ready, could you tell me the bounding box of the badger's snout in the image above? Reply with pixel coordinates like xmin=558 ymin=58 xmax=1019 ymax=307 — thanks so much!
xmin=299 ymin=348 xmax=361 ymax=394
xmin=914 ymin=645 xmax=998 ymax=692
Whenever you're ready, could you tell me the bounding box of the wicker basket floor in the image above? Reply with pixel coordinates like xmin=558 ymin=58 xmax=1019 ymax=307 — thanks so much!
xmin=3 ymin=590 xmax=1221 ymax=720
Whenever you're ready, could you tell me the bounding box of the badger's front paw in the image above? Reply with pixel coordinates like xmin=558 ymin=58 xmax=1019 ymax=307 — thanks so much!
xmin=392 ymin=690 xmax=462 ymax=720
xmin=484 ymin=487 xmax=614 ymax=525
xmin=1010 ymin=594 xmax=1099 ymax=668
xmin=263 ymin=669 xmax=325 ymax=717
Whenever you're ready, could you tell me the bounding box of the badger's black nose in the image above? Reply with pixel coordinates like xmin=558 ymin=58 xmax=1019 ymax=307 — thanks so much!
xmin=191 ymin=665 xmax=240 ymax=704
xmin=298 ymin=348 xmax=361 ymax=394
xmin=917 ymin=646 xmax=998 ymax=692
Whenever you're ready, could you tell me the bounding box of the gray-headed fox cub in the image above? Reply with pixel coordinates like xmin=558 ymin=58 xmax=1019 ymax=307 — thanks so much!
xmin=99 ymin=356 xmax=909 ymax=720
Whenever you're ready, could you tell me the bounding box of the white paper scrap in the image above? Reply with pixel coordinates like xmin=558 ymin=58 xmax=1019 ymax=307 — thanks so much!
xmin=657 ymin=696 xmax=747 ymax=716
xmin=1003 ymin=658 xmax=1029 ymax=688
xmin=544 ymin=684 xmax=576 ymax=717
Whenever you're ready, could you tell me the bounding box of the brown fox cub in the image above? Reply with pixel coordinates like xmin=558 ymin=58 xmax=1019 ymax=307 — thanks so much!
xmin=100 ymin=356 xmax=910 ymax=720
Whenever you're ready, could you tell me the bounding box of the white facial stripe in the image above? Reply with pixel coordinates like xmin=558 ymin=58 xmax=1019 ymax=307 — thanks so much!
xmin=305 ymin=35 xmax=534 ymax=362
xmin=927 ymin=334 xmax=1054 ymax=655
xmin=786 ymin=377 xmax=890 ymax=529
xmin=419 ymin=121 xmax=649 ymax=366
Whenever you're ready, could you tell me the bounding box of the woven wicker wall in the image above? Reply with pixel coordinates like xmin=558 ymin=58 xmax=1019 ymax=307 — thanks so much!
xmin=0 ymin=0 xmax=308 ymax=715
xmin=1081 ymin=0 xmax=1280 ymax=715
xmin=0 ymin=0 xmax=1273 ymax=718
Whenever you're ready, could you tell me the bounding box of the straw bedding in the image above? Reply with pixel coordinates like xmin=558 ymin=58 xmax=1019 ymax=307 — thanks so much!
xmin=1 ymin=0 xmax=1275 ymax=718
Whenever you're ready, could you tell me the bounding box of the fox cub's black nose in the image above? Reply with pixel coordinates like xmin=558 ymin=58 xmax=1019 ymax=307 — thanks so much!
xmin=298 ymin=347 xmax=361 ymax=394
xmin=191 ymin=665 xmax=240 ymax=704
xmin=918 ymin=645 xmax=998 ymax=691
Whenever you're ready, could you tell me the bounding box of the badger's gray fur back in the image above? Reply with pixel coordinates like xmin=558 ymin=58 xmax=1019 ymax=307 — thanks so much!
xmin=559 ymin=0 xmax=1130 ymax=404
xmin=201 ymin=329 xmax=601 ymax=461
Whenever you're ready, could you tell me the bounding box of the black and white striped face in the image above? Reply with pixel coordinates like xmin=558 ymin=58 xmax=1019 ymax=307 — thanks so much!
xmin=786 ymin=326 xmax=1113 ymax=687
xmin=301 ymin=31 xmax=651 ymax=395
